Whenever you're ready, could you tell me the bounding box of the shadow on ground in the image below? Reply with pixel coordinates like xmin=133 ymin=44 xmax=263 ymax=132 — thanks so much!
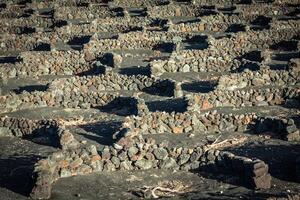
xmin=0 ymin=154 xmax=42 ymax=196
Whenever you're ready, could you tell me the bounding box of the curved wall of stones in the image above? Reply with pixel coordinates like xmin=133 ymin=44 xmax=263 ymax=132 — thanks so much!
xmin=117 ymin=111 xmax=256 ymax=136
xmin=186 ymin=87 xmax=299 ymax=111
xmin=0 ymin=51 xmax=93 ymax=79
xmin=217 ymin=69 xmax=300 ymax=91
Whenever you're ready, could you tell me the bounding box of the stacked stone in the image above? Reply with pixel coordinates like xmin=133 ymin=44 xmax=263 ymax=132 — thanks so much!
xmin=186 ymin=87 xmax=299 ymax=110
xmin=0 ymin=17 xmax=53 ymax=32
xmin=114 ymin=0 xmax=167 ymax=7
xmin=117 ymin=111 xmax=257 ymax=136
xmin=0 ymin=72 xmax=175 ymax=113
xmin=54 ymin=6 xmax=114 ymax=20
xmin=30 ymin=126 xmax=271 ymax=199
xmin=147 ymin=4 xmax=204 ymax=18
xmin=30 ymin=1 xmax=74 ymax=8
xmin=103 ymin=52 xmax=123 ymax=68
xmin=0 ymin=51 xmax=94 ymax=79
xmin=57 ymin=128 xmax=81 ymax=150
xmin=236 ymin=4 xmax=295 ymax=18
xmin=0 ymin=32 xmax=51 ymax=52
xmin=53 ymin=16 xmax=155 ymax=41
xmin=244 ymin=160 xmax=271 ymax=189
xmin=131 ymin=95 xmax=149 ymax=116
xmin=150 ymin=20 xmax=298 ymax=74
xmin=191 ymin=0 xmax=245 ymax=5
xmin=150 ymin=59 xmax=169 ymax=76
xmin=170 ymin=14 xmax=246 ymax=33
xmin=30 ymin=143 xmax=101 ymax=199
xmin=0 ymin=116 xmax=58 ymax=137
xmin=55 ymin=23 xmax=140 ymax=40
xmin=83 ymin=31 xmax=198 ymax=58
xmin=255 ymin=117 xmax=300 ymax=141
xmin=288 ymin=59 xmax=300 ymax=73
xmin=48 ymin=72 xmax=158 ymax=92
xmin=219 ymin=152 xmax=271 ymax=189
xmin=30 ymin=0 xmax=108 ymax=8
xmin=0 ymin=90 xmax=119 ymax=113
xmin=173 ymin=81 xmax=183 ymax=98
xmin=0 ymin=6 xmax=29 ymax=18
xmin=217 ymin=69 xmax=299 ymax=91
xmin=285 ymin=119 xmax=300 ymax=141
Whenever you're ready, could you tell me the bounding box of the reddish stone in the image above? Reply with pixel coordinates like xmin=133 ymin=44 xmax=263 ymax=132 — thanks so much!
xmin=172 ymin=126 xmax=183 ymax=134
xmin=201 ymin=99 xmax=213 ymax=110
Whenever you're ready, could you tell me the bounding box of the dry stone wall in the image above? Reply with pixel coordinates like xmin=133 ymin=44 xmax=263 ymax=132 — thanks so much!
xmin=150 ymin=21 xmax=299 ymax=75
xmin=217 ymin=68 xmax=300 ymax=91
xmin=117 ymin=111 xmax=256 ymax=136
xmin=30 ymin=127 xmax=271 ymax=199
xmin=0 ymin=51 xmax=93 ymax=79
xmin=186 ymin=87 xmax=299 ymax=111
xmin=54 ymin=6 xmax=115 ymax=20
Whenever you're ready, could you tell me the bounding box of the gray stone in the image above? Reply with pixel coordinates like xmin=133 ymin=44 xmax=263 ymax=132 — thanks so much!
xmin=101 ymin=147 xmax=111 ymax=160
xmin=128 ymin=146 xmax=139 ymax=158
xmin=120 ymin=161 xmax=133 ymax=170
xmin=219 ymin=120 xmax=236 ymax=132
xmin=182 ymin=64 xmax=190 ymax=72
xmin=103 ymin=160 xmax=116 ymax=171
xmin=91 ymin=160 xmax=103 ymax=171
xmin=111 ymin=156 xmax=120 ymax=167
xmin=87 ymin=145 xmax=98 ymax=155
xmin=286 ymin=125 xmax=298 ymax=134
xmin=178 ymin=154 xmax=190 ymax=165
xmin=286 ymin=130 xmax=300 ymax=141
xmin=190 ymin=152 xmax=201 ymax=162
xmin=161 ymin=157 xmax=178 ymax=169
xmin=0 ymin=127 xmax=13 ymax=137
xmin=60 ymin=168 xmax=72 ymax=178
xmin=135 ymin=159 xmax=153 ymax=170
xmin=118 ymin=151 xmax=128 ymax=161
xmin=153 ymin=148 xmax=168 ymax=160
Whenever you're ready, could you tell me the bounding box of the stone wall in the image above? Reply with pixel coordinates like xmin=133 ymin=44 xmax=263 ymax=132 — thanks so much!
xmin=147 ymin=4 xmax=203 ymax=18
xmin=217 ymin=69 xmax=299 ymax=91
xmin=29 ymin=0 xmax=111 ymax=8
xmin=114 ymin=0 xmax=167 ymax=7
xmin=0 ymin=90 xmax=118 ymax=114
xmin=170 ymin=13 xmax=245 ymax=33
xmin=0 ymin=73 xmax=176 ymax=113
xmin=48 ymin=72 xmax=159 ymax=92
xmin=150 ymin=20 xmax=299 ymax=75
xmin=30 ymin=128 xmax=271 ymax=199
xmin=55 ymin=22 xmax=140 ymax=40
xmin=51 ymin=17 xmax=155 ymax=43
xmin=117 ymin=111 xmax=256 ymax=136
xmin=30 ymin=1 xmax=76 ymax=8
xmin=186 ymin=87 xmax=299 ymax=111
xmin=255 ymin=117 xmax=300 ymax=141
xmin=236 ymin=4 xmax=294 ymax=18
xmin=0 ymin=17 xmax=53 ymax=34
xmin=0 ymin=32 xmax=51 ymax=51
xmin=0 ymin=51 xmax=94 ymax=79
xmin=84 ymin=31 xmax=197 ymax=59
xmin=0 ymin=117 xmax=58 ymax=137
xmin=0 ymin=116 xmax=83 ymax=149
xmin=0 ymin=6 xmax=28 ymax=18
xmin=54 ymin=6 xmax=114 ymax=20
xmin=192 ymin=0 xmax=243 ymax=5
